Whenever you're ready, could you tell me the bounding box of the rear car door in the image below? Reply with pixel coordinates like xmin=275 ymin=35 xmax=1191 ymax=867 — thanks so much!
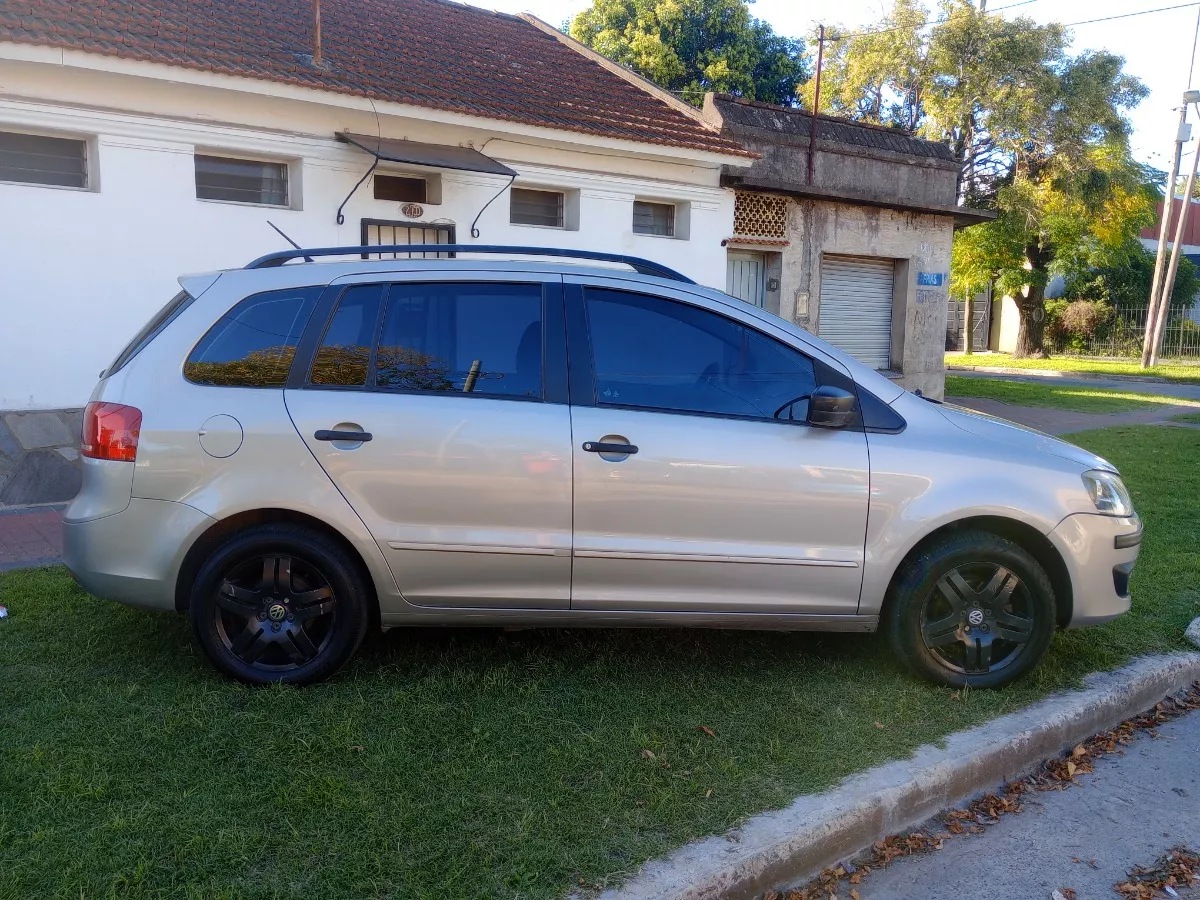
xmin=566 ymin=279 xmax=871 ymax=615
xmin=285 ymin=273 xmax=573 ymax=609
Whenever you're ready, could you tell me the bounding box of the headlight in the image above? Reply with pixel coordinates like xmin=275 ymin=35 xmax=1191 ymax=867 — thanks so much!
xmin=1082 ymin=470 xmax=1134 ymax=517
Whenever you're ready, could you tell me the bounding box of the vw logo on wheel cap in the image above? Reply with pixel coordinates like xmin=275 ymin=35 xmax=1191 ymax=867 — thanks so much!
xmin=967 ymin=608 xmax=985 ymax=626
xmin=267 ymin=603 xmax=287 ymax=622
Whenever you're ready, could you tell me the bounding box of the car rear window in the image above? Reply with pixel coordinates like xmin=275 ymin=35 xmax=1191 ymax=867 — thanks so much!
xmin=106 ymin=290 xmax=195 ymax=377
xmin=184 ymin=287 xmax=321 ymax=387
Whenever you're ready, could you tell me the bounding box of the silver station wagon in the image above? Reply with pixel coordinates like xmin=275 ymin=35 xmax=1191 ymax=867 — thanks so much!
xmin=65 ymin=245 xmax=1142 ymax=688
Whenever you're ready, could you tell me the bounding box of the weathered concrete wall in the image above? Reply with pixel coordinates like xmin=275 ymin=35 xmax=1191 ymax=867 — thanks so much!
xmin=0 ymin=409 xmax=82 ymax=507
xmin=778 ymin=199 xmax=953 ymax=399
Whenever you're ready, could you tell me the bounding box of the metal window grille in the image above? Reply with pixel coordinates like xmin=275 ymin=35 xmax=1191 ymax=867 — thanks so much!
xmin=360 ymin=219 xmax=456 ymax=258
xmin=733 ymin=192 xmax=787 ymax=238
xmin=195 ymin=154 xmax=288 ymax=206
xmin=633 ymin=201 xmax=675 ymax=237
xmin=0 ymin=131 xmax=87 ymax=188
xmin=510 ymin=188 xmax=564 ymax=227
xmin=374 ymin=174 xmax=427 ymax=203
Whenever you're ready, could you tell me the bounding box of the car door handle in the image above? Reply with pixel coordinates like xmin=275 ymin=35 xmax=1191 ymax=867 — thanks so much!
xmin=314 ymin=429 xmax=373 ymax=442
xmin=582 ymin=441 xmax=638 ymax=454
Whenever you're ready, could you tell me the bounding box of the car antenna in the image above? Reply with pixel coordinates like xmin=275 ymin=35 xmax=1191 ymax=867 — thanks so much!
xmin=266 ymin=221 xmax=314 ymax=262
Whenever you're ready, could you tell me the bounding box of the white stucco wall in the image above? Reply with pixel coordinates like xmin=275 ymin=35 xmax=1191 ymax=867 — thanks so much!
xmin=0 ymin=50 xmax=737 ymax=411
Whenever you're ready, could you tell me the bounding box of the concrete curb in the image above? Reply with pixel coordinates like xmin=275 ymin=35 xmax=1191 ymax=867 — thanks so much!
xmin=0 ymin=556 xmax=62 ymax=572
xmin=597 ymin=653 xmax=1200 ymax=900
xmin=946 ymin=364 xmax=1181 ymax=385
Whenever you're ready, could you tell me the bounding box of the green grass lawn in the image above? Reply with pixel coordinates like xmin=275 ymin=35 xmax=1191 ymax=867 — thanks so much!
xmin=944 ymin=374 xmax=1200 ymax=414
xmin=1172 ymin=412 xmax=1200 ymax=424
xmin=945 ymin=353 xmax=1200 ymax=385
xmin=3 ymin=426 xmax=1198 ymax=900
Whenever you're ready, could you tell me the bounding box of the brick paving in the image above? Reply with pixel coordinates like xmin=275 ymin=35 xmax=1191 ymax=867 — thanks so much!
xmin=0 ymin=505 xmax=64 ymax=571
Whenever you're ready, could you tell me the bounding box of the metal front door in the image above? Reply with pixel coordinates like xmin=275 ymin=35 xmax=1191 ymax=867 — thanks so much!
xmin=285 ymin=274 xmax=572 ymax=609
xmin=566 ymin=280 xmax=870 ymax=614
xmin=726 ymin=250 xmax=766 ymax=308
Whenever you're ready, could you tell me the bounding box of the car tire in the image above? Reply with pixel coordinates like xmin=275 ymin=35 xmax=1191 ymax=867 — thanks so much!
xmin=188 ymin=524 xmax=371 ymax=685
xmin=884 ymin=530 xmax=1056 ymax=689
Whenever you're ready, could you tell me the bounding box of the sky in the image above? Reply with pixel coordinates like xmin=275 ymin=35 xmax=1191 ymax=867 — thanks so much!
xmin=461 ymin=0 xmax=1200 ymax=173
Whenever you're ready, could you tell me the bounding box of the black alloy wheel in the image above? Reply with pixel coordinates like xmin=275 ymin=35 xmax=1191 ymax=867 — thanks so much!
xmin=885 ymin=530 xmax=1056 ymax=689
xmin=189 ymin=524 xmax=370 ymax=685
xmin=920 ymin=564 xmax=1035 ymax=676
xmin=214 ymin=555 xmax=337 ymax=671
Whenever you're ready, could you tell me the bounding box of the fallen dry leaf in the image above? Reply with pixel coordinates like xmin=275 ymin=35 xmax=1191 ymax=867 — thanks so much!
xmin=704 ymin=788 xmax=713 ymax=798
xmin=640 ymin=749 xmax=656 ymax=759
xmin=874 ymin=721 xmax=885 ymax=729
xmin=698 ymin=725 xmax=716 ymax=737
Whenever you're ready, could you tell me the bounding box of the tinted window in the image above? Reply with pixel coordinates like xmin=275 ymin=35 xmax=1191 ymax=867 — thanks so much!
xmin=0 ymin=131 xmax=87 ymax=188
xmin=310 ymin=284 xmax=386 ymax=386
xmin=375 ymin=283 xmax=543 ymax=398
xmin=108 ymin=290 xmax=195 ymax=376
xmin=585 ymin=289 xmax=816 ymax=420
xmin=195 ymin=155 xmax=288 ymax=206
xmin=185 ymin=287 xmax=320 ymax=387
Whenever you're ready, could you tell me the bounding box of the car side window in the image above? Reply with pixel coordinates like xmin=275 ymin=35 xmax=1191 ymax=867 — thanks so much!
xmin=185 ymin=287 xmax=321 ymax=387
xmin=584 ymin=288 xmax=817 ymax=421
xmin=309 ymin=284 xmax=387 ymax=386
xmin=373 ymin=282 xmax=543 ymax=398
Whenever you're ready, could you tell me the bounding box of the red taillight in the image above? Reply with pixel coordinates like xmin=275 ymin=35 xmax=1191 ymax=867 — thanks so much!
xmin=81 ymin=402 xmax=142 ymax=462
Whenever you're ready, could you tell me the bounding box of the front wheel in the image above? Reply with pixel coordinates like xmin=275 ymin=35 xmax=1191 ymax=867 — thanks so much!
xmin=884 ymin=531 xmax=1056 ymax=689
xmin=188 ymin=524 xmax=371 ymax=685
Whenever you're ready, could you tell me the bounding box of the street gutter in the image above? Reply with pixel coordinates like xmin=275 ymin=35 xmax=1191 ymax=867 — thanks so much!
xmin=594 ymin=653 xmax=1200 ymax=900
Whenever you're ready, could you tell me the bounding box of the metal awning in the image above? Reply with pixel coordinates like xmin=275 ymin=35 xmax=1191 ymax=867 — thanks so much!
xmin=336 ymin=132 xmax=517 ymax=177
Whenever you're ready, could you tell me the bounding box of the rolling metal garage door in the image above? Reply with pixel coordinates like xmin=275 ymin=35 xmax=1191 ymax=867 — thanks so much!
xmin=818 ymin=255 xmax=895 ymax=369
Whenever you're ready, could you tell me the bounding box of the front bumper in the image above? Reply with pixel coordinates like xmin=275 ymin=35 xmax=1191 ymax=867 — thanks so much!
xmin=1049 ymin=513 xmax=1141 ymax=627
xmin=63 ymin=498 xmax=216 ymax=611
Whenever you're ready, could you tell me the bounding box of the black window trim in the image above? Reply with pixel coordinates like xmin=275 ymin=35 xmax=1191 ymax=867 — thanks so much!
xmin=290 ymin=278 xmax=569 ymax=405
xmin=107 ymin=289 xmax=195 ymax=377
xmin=568 ymin=283 xmax=872 ymax=432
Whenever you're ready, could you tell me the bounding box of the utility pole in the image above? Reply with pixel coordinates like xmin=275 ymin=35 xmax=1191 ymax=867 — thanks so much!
xmin=312 ymin=0 xmax=323 ymax=67
xmin=807 ymin=24 xmax=824 ymax=186
xmin=1141 ymin=104 xmax=1190 ymax=367
xmin=1150 ymin=93 xmax=1200 ymax=365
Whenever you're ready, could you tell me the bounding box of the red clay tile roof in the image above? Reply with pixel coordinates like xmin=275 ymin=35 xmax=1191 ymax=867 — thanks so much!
xmin=0 ymin=0 xmax=752 ymax=157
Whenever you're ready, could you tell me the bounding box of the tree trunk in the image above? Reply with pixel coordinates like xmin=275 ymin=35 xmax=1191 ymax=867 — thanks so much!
xmin=1014 ymin=282 xmax=1048 ymax=358
xmin=1013 ymin=243 xmax=1052 ymax=358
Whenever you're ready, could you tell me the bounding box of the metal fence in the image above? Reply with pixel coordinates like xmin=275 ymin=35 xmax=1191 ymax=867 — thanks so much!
xmin=1045 ymin=304 xmax=1200 ymax=359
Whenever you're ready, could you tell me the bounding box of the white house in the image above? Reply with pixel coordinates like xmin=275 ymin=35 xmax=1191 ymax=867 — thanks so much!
xmin=0 ymin=0 xmax=752 ymax=417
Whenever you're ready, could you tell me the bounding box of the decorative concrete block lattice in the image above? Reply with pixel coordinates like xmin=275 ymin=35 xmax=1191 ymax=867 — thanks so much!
xmin=733 ymin=192 xmax=788 ymax=238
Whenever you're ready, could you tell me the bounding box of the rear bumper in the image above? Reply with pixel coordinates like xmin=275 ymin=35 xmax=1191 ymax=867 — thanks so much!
xmin=1049 ymin=513 xmax=1141 ymax=627
xmin=63 ymin=498 xmax=215 ymax=611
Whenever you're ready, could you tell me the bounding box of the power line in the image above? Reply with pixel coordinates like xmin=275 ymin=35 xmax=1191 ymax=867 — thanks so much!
xmin=1063 ymin=2 xmax=1200 ymax=28
xmin=827 ymin=0 xmax=1038 ymax=42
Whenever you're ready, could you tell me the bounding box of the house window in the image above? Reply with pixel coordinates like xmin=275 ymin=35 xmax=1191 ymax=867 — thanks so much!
xmin=510 ymin=188 xmax=565 ymax=228
xmin=633 ymin=201 xmax=676 ymax=237
xmin=361 ymin=219 xmax=455 ymax=258
xmin=374 ymin=174 xmax=427 ymax=203
xmin=0 ymin=131 xmax=88 ymax=188
xmin=195 ymin=154 xmax=289 ymax=206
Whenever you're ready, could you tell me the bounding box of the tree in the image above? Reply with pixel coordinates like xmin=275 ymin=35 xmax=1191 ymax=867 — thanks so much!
xmin=818 ymin=0 xmax=1149 ymax=356
xmin=1064 ymin=245 xmax=1200 ymax=312
xmin=568 ymin=0 xmax=808 ymax=106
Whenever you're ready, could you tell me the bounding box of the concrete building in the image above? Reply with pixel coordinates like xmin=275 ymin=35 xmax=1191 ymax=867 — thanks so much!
xmin=0 ymin=0 xmax=753 ymax=504
xmin=702 ymin=95 xmax=991 ymax=398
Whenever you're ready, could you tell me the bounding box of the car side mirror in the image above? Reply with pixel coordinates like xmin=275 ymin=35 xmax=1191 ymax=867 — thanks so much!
xmin=807 ymin=385 xmax=857 ymax=429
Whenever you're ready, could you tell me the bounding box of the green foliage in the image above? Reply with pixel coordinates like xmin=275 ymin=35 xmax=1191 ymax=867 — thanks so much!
xmin=1044 ymin=299 xmax=1115 ymax=354
xmin=943 ymin=375 xmax=1197 ymax=413
xmin=1064 ymin=246 xmax=1200 ymax=311
xmin=569 ymin=0 xmax=808 ymax=105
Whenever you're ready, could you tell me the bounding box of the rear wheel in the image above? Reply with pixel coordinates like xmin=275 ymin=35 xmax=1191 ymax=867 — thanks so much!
xmin=188 ymin=524 xmax=370 ymax=685
xmin=885 ymin=531 xmax=1056 ymax=689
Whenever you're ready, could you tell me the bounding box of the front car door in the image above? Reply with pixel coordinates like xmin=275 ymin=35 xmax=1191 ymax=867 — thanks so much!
xmin=566 ymin=278 xmax=870 ymax=615
xmin=285 ymin=273 xmax=573 ymax=609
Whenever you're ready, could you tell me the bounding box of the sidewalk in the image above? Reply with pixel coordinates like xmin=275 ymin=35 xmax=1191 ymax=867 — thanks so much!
xmin=0 ymin=505 xmax=64 ymax=571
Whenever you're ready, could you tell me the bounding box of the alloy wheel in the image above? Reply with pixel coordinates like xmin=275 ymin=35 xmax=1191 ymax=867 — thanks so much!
xmin=213 ymin=555 xmax=337 ymax=672
xmin=919 ymin=563 xmax=1036 ymax=676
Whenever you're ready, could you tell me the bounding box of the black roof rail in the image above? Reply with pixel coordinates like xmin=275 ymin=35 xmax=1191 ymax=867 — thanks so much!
xmin=243 ymin=244 xmax=695 ymax=284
